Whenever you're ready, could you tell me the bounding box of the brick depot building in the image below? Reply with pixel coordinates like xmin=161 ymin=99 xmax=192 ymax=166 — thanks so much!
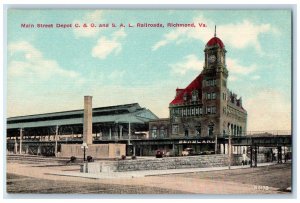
xmin=148 ymin=32 xmax=247 ymax=155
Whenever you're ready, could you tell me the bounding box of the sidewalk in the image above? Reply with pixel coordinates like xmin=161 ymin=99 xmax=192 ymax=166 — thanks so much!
xmin=47 ymin=162 xmax=278 ymax=179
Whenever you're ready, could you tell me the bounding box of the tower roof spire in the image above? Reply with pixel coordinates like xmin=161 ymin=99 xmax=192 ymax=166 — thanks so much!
xmin=214 ymin=25 xmax=216 ymax=37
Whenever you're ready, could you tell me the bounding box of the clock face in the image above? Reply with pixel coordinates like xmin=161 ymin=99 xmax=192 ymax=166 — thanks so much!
xmin=208 ymin=55 xmax=216 ymax=63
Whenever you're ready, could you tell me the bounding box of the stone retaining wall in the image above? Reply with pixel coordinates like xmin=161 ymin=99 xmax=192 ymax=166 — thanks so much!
xmin=81 ymin=154 xmax=230 ymax=173
xmin=81 ymin=154 xmax=269 ymax=173
xmin=116 ymin=155 xmax=229 ymax=171
xmin=60 ymin=143 xmax=126 ymax=159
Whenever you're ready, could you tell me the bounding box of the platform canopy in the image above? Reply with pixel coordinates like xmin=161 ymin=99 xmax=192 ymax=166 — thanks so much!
xmin=7 ymin=103 xmax=158 ymax=129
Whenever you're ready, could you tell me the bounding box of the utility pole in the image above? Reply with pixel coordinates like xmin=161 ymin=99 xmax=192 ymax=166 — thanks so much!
xmin=19 ymin=128 xmax=23 ymax=154
xmin=55 ymin=125 xmax=59 ymax=157
xmin=215 ymin=133 xmax=218 ymax=154
xmin=228 ymin=130 xmax=232 ymax=170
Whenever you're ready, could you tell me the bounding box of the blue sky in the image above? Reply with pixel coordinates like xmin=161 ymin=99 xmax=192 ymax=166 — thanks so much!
xmin=7 ymin=9 xmax=291 ymax=131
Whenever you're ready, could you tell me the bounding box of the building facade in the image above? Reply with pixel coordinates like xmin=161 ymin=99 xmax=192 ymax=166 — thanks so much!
xmin=169 ymin=33 xmax=247 ymax=139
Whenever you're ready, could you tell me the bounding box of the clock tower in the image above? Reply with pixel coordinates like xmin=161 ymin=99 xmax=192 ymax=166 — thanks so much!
xmin=168 ymin=25 xmax=247 ymax=145
xmin=201 ymin=26 xmax=229 ymax=136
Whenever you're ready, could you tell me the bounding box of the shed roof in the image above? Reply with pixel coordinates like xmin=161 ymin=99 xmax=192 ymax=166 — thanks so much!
xmin=7 ymin=103 xmax=158 ymax=129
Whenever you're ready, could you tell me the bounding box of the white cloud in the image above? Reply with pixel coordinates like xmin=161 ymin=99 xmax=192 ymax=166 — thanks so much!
xmin=251 ymin=75 xmax=261 ymax=80
xmin=92 ymin=29 xmax=127 ymax=59
xmin=108 ymin=70 xmax=126 ymax=80
xmin=112 ymin=29 xmax=127 ymax=39
xmin=92 ymin=37 xmax=122 ymax=59
xmin=153 ymin=16 xmax=276 ymax=54
xmin=73 ymin=10 xmax=103 ymax=38
xmin=244 ymin=90 xmax=291 ymax=131
xmin=152 ymin=40 xmax=168 ymax=51
xmin=218 ymin=20 xmax=273 ymax=54
xmin=169 ymin=54 xmax=256 ymax=78
xmin=226 ymin=58 xmax=256 ymax=75
xmin=8 ymin=41 xmax=80 ymax=80
xmin=169 ymin=54 xmax=204 ymax=75
xmin=228 ymin=75 xmax=238 ymax=82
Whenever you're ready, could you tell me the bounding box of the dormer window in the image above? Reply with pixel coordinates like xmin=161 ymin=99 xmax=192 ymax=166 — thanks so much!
xmin=192 ymin=90 xmax=198 ymax=101
xmin=183 ymin=92 xmax=188 ymax=101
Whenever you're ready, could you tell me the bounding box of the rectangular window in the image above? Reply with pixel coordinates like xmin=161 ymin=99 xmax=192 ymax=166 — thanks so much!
xmin=207 ymin=93 xmax=211 ymax=100
xmin=206 ymin=80 xmax=210 ymax=86
xmin=212 ymin=106 xmax=216 ymax=114
xmin=152 ymin=128 xmax=157 ymax=138
xmin=212 ymin=92 xmax=216 ymax=99
xmin=200 ymin=107 xmax=203 ymax=115
xmin=207 ymin=107 xmax=211 ymax=114
xmin=172 ymin=124 xmax=179 ymax=134
xmin=206 ymin=79 xmax=217 ymax=87
xmin=191 ymin=108 xmax=195 ymax=115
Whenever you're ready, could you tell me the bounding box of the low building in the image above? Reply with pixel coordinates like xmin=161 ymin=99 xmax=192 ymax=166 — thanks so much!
xmin=7 ymin=103 xmax=158 ymax=156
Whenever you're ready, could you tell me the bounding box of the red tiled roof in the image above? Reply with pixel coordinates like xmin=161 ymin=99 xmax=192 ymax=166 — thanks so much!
xmin=170 ymin=74 xmax=203 ymax=105
xmin=206 ymin=37 xmax=224 ymax=48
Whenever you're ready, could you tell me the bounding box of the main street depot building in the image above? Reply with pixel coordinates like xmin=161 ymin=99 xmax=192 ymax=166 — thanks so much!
xmin=148 ymin=32 xmax=247 ymax=155
xmin=7 ymin=32 xmax=247 ymax=157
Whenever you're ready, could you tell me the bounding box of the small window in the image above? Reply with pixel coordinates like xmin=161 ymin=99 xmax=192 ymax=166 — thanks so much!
xmin=184 ymin=129 xmax=189 ymax=137
xmin=212 ymin=93 xmax=216 ymax=99
xmin=195 ymin=125 xmax=201 ymax=136
xmin=192 ymin=94 xmax=197 ymax=101
xmin=208 ymin=123 xmax=214 ymax=136
xmin=207 ymin=93 xmax=211 ymax=100
xmin=151 ymin=126 xmax=157 ymax=138
xmin=160 ymin=126 xmax=165 ymax=137
xmin=207 ymin=107 xmax=211 ymax=114
xmin=192 ymin=90 xmax=198 ymax=101
xmin=183 ymin=92 xmax=188 ymax=101
xmin=172 ymin=124 xmax=179 ymax=134
xmin=212 ymin=106 xmax=216 ymax=114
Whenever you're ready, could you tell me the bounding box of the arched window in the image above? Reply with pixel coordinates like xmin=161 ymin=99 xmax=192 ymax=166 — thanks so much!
xmin=195 ymin=125 xmax=201 ymax=137
xmin=208 ymin=123 xmax=214 ymax=136
xmin=183 ymin=92 xmax=188 ymax=101
xmin=160 ymin=126 xmax=165 ymax=137
xmin=192 ymin=90 xmax=198 ymax=101
xmin=151 ymin=126 xmax=157 ymax=138
xmin=184 ymin=129 xmax=189 ymax=137
xmin=227 ymin=123 xmax=231 ymax=135
xmin=172 ymin=124 xmax=179 ymax=134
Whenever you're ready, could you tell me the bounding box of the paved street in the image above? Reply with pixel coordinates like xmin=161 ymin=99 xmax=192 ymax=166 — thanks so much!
xmin=6 ymin=156 xmax=292 ymax=195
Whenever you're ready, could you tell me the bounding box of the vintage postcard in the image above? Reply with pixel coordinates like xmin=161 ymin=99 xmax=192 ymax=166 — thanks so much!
xmin=5 ymin=7 xmax=293 ymax=196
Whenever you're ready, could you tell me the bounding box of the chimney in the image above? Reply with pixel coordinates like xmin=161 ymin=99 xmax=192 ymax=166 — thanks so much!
xmin=83 ymin=96 xmax=93 ymax=145
xmin=176 ymin=88 xmax=183 ymax=97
